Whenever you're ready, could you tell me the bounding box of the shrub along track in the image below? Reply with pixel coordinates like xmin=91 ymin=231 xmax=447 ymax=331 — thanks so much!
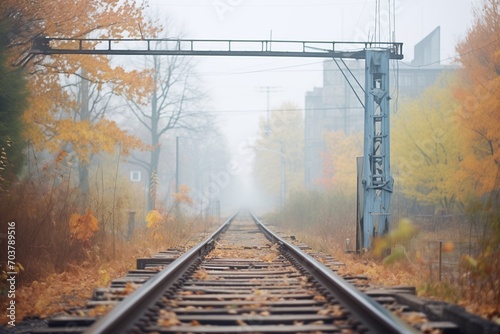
xmin=21 ymin=212 xmax=497 ymax=333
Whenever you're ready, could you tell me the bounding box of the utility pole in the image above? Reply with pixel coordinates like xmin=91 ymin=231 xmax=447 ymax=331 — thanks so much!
xmin=175 ymin=136 xmax=179 ymax=193
xmin=256 ymin=86 xmax=280 ymax=135
xmin=280 ymin=145 xmax=286 ymax=209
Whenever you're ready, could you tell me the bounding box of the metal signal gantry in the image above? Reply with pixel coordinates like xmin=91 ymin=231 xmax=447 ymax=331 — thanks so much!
xmin=30 ymin=37 xmax=401 ymax=250
xmin=30 ymin=37 xmax=403 ymax=60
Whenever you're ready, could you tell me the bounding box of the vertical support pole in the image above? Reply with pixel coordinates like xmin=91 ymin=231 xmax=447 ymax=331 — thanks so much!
xmin=438 ymin=241 xmax=443 ymax=281
xmin=356 ymin=156 xmax=364 ymax=253
xmin=429 ymin=242 xmax=433 ymax=281
xmin=174 ymin=136 xmax=181 ymax=217
xmin=280 ymin=148 xmax=286 ymax=209
xmin=127 ymin=211 xmax=135 ymax=240
xmin=216 ymin=200 xmax=221 ymax=223
xmin=176 ymin=136 xmax=179 ymax=193
xmin=361 ymin=49 xmax=393 ymax=249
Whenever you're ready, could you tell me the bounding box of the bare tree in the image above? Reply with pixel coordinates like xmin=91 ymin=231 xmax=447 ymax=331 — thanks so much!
xmin=126 ymin=39 xmax=210 ymax=211
xmin=75 ymin=71 xmax=116 ymax=199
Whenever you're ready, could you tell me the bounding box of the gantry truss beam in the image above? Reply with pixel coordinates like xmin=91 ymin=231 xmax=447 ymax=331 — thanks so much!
xmin=30 ymin=37 xmax=403 ymax=60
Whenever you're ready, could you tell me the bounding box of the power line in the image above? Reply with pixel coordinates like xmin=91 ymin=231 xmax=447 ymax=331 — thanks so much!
xmin=195 ymin=60 xmax=327 ymax=77
xmin=153 ymin=1 xmax=378 ymax=8
xmin=350 ymin=0 xmax=369 ymax=40
xmin=196 ymin=106 xmax=365 ymax=115
xmin=255 ymin=86 xmax=282 ymax=124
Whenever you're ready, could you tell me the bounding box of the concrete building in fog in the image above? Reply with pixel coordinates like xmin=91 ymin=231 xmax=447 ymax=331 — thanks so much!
xmin=304 ymin=27 xmax=456 ymax=188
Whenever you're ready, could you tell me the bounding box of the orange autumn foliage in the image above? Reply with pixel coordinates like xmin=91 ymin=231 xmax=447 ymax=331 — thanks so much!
xmin=454 ymin=0 xmax=500 ymax=196
xmin=172 ymin=184 xmax=193 ymax=205
xmin=51 ymin=119 xmax=146 ymax=163
xmin=441 ymin=241 xmax=455 ymax=253
xmin=69 ymin=209 xmax=99 ymax=243
xmin=1 ymin=0 xmax=158 ymax=162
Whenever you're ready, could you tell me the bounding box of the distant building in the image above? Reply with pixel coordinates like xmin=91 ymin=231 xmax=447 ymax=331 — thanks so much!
xmin=304 ymin=26 xmax=456 ymax=188
xmin=412 ymin=26 xmax=441 ymax=67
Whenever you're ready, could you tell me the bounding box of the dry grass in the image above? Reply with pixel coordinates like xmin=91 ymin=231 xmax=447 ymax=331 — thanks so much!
xmin=269 ymin=190 xmax=499 ymax=323
xmin=0 ymin=154 xmax=218 ymax=325
xmin=0 ymin=216 xmax=215 ymax=325
xmin=278 ymin=215 xmax=499 ymax=322
xmin=11 ymin=237 xmax=142 ymax=321
xmin=0 ymin=172 xmax=86 ymax=282
xmin=271 ymin=189 xmax=356 ymax=252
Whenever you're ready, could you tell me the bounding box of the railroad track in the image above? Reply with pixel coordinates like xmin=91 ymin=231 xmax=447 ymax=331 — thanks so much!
xmin=24 ymin=211 xmax=486 ymax=333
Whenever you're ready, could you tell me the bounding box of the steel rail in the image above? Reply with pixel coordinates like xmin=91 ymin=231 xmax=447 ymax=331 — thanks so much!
xmin=249 ymin=211 xmax=418 ymax=334
xmin=85 ymin=210 xmax=416 ymax=333
xmin=84 ymin=211 xmax=239 ymax=334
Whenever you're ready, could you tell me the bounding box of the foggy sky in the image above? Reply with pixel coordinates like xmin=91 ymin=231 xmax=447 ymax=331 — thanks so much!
xmin=148 ymin=0 xmax=477 ymax=144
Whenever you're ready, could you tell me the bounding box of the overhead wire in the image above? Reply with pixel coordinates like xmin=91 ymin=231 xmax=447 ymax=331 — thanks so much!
xmin=154 ymin=1 xmax=378 ymax=8
xmin=392 ymin=0 xmax=396 ymax=43
xmin=187 ymin=106 xmax=364 ymax=115
xmin=195 ymin=59 xmax=328 ymax=77
xmin=388 ymin=0 xmax=400 ymax=114
xmin=374 ymin=0 xmax=376 ymax=43
xmin=388 ymin=0 xmax=391 ymax=43
xmin=376 ymin=0 xmax=380 ymax=43
xmin=350 ymin=0 xmax=369 ymax=40
xmin=392 ymin=0 xmax=400 ymax=113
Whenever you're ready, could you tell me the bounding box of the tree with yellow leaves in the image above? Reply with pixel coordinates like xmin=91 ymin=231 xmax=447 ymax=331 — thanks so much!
xmin=320 ymin=130 xmax=363 ymax=196
xmin=392 ymin=73 xmax=463 ymax=211
xmin=1 ymin=0 xmax=155 ymax=204
xmin=253 ymin=102 xmax=304 ymax=206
